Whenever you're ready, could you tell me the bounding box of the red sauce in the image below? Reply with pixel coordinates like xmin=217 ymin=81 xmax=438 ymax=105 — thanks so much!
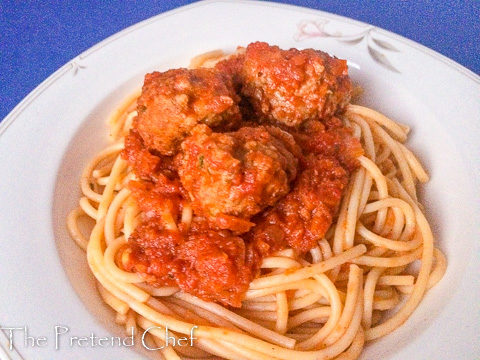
xmin=126 ymin=222 xmax=254 ymax=306
xmin=121 ymin=43 xmax=363 ymax=307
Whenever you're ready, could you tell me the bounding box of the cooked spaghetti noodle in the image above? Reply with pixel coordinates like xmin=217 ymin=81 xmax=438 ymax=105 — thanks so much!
xmin=67 ymin=48 xmax=446 ymax=360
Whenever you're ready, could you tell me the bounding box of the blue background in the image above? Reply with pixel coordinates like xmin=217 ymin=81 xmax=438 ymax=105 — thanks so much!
xmin=1 ymin=0 xmax=479 ymax=121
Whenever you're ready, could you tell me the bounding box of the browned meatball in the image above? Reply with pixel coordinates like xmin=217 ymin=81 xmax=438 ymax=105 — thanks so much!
xmin=241 ymin=42 xmax=352 ymax=127
xmin=175 ymin=124 xmax=300 ymax=232
xmin=134 ymin=68 xmax=241 ymax=155
xmin=250 ymin=118 xmax=363 ymax=252
xmin=214 ymin=52 xmax=245 ymax=91
xmin=251 ymin=155 xmax=350 ymax=252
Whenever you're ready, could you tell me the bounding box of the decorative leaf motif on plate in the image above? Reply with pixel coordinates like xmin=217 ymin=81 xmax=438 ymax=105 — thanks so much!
xmin=71 ymin=60 xmax=87 ymax=76
xmin=294 ymin=19 xmax=401 ymax=73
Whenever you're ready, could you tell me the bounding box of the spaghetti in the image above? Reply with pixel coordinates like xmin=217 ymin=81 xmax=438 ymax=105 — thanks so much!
xmin=67 ymin=48 xmax=446 ymax=360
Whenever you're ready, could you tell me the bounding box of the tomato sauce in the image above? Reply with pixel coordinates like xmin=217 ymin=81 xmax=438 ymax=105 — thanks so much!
xmin=121 ymin=43 xmax=363 ymax=307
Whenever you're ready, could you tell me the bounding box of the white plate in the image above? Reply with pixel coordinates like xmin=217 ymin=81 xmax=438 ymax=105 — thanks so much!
xmin=1 ymin=1 xmax=479 ymax=359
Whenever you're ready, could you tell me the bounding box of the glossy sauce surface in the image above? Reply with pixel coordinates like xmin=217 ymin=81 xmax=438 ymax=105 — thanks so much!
xmin=122 ymin=43 xmax=362 ymax=307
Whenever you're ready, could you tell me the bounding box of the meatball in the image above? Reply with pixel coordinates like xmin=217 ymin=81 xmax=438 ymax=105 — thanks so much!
xmin=134 ymin=68 xmax=241 ymax=155
xmin=251 ymin=155 xmax=350 ymax=252
xmin=213 ymin=52 xmax=245 ymax=91
xmin=175 ymin=124 xmax=299 ymax=232
xmin=241 ymin=42 xmax=352 ymax=127
xmin=293 ymin=117 xmax=364 ymax=172
xmin=250 ymin=117 xmax=362 ymax=252
xmin=126 ymin=222 xmax=253 ymax=307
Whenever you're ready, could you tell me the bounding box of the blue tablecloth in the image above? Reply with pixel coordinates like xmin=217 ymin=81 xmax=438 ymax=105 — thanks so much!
xmin=1 ymin=0 xmax=479 ymax=121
